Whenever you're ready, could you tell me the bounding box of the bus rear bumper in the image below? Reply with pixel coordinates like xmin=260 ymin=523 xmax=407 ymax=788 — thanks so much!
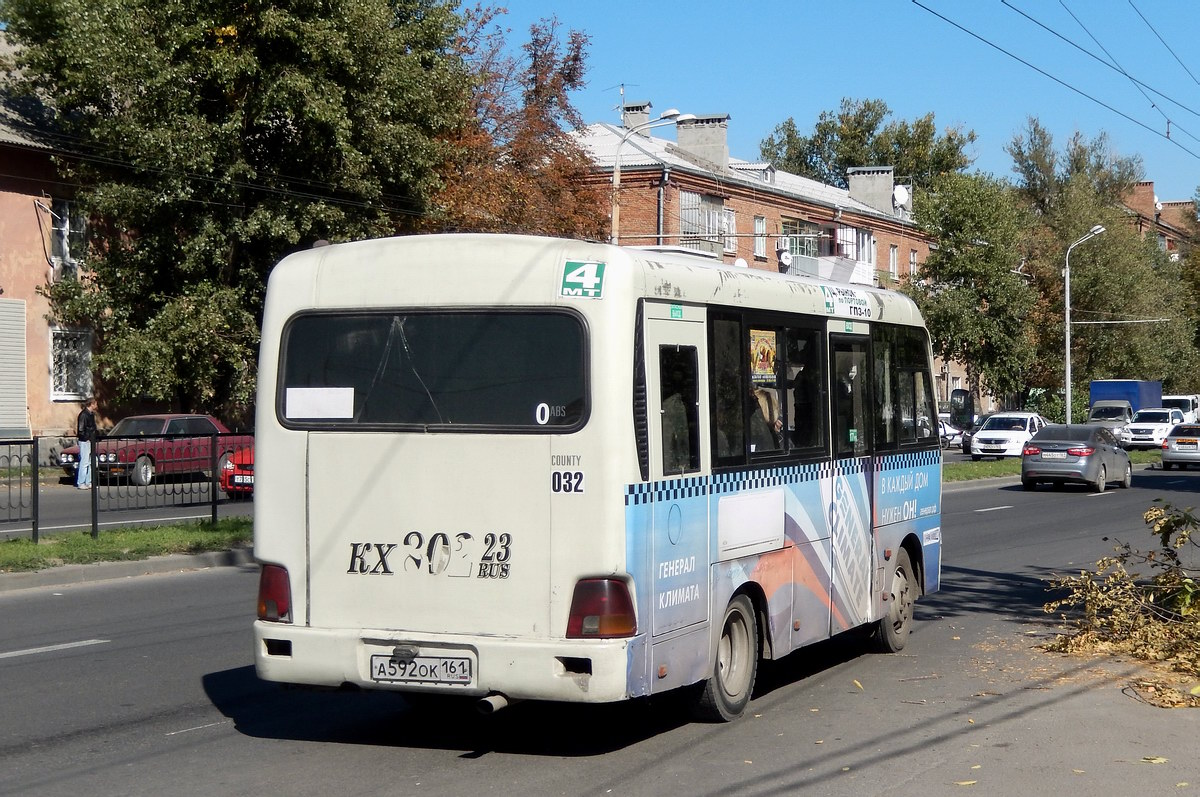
xmin=253 ymin=621 xmax=637 ymax=704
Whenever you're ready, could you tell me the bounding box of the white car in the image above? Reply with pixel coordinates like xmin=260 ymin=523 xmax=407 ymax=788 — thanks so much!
xmin=1118 ymin=407 xmax=1184 ymax=450
xmin=969 ymin=412 xmax=1049 ymax=460
xmin=1161 ymin=395 xmax=1199 ymax=424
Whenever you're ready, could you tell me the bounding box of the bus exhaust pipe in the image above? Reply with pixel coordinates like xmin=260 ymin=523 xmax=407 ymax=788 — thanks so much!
xmin=477 ymin=693 xmax=511 ymax=714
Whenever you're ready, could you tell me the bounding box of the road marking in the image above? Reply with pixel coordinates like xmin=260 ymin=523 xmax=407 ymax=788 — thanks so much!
xmin=974 ymin=505 xmax=1013 ymax=513
xmin=0 ymin=638 xmax=110 ymax=659
xmin=165 ymin=721 xmax=229 ymax=736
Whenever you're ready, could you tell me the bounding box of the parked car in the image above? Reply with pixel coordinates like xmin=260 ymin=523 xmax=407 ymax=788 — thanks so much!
xmin=960 ymin=413 xmax=994 ymax=454
xmin=1020 ymin=424 xmax=1131 ymax=492
xmin=937 ymin=420 xmax=963 ymax=450
xmin=969 ymin=411 xmax=1049 ymax=460
xmin=58 ymin=414 xmax=249 ymax=486
xmin=219 ymin=444 xmax=255 ymax=498
xmin=1160 ymin=423 xmax=1200 ymax=470
xmin=1117 ymin=407 xmax=1184 ymax=450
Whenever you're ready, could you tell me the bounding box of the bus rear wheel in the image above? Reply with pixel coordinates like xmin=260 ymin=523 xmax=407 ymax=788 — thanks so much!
xmin=873 ymin=548 xmax=916 ymax=653
xmin=691 ymin=594 xmax=758 ymax=722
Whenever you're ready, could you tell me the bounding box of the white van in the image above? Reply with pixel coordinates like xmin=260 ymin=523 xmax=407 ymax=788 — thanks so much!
xmin=1161 ymin=394 xmax=1199 ymax=424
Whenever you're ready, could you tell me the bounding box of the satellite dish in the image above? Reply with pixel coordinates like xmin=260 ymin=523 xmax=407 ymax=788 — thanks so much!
xmin=1155 ymin=200 xmax=1163 ymax=212
xmin=779 ymin=251 xmax=793 ymax=267
xmin=892 ymin=185 xmax=911 ymax=207
xmin=734 ymin=257 xmax=748 ymax=268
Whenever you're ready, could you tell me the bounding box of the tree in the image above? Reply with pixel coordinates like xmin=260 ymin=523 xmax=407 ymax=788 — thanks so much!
xmin=2 ymin=0 xmax=469 ymax=421
xmin=428 ymin=11 xmax=606 ymax=238
xmin=759 ymin=98 xmax=976 ymax=189
xmin=903 ymin=172 xmax=1037 ymax=403
xmin=1006 ymin=118 xmax=1142 ymax=217
xmin=1022 ymin=177 xmax=1198 ymax=400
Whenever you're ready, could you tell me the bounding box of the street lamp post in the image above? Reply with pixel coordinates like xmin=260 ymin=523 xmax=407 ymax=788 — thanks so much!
xmin=1064 ymin=224 xmax=1106 ymax=424
xmin=610 ymin=109 xmax=694 ymax=245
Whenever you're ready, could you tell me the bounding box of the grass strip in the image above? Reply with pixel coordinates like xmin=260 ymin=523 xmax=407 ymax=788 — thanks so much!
xmin=0 ymin=517 xmax=252 ymax=572
xmin=943 ymin=449 xmax=1161 ymax=482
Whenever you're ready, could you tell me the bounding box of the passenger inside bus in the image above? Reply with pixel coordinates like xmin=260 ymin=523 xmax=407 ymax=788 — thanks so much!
xmin=749 ymin=385 xmax=783 ymax=451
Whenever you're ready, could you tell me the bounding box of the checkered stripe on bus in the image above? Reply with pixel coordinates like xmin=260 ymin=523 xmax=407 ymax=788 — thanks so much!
xmin=874 ymin=449 xmax=941 ymax=472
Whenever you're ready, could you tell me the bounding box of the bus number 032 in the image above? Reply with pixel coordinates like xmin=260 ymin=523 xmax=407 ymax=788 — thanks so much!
xmin=551 ymin=471 xmax=584 ymax=493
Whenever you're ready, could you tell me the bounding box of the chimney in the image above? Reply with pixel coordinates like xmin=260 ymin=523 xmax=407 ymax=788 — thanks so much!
xmin=847 ymin=166 xmax=900 ymax=214
xmin=621 ymin=100 xmax=652 ymax=134
xmin=1126 ymin=180 xmax=1157 ymax=219
xmin=675 ymin=114 xmax=730 ymax=170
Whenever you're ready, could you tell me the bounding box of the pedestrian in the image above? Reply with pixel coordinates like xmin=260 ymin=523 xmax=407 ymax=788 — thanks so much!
xmin=75 ymin=397 xmax=98 ymax=489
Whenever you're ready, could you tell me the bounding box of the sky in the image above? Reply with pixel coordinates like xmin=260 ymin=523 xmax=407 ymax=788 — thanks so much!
xmin=498 ymin=0 xmax=1200 ymax=202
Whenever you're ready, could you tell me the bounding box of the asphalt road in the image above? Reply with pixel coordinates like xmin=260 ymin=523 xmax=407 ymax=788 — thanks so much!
xmin=0 ymin=468 xmax=1197 ymax=796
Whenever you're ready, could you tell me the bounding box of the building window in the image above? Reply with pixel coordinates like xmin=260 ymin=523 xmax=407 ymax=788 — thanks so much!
xmin=51 ymin=328 xmax=93 ymax=401
xmin=50 ymin=199 xmax=87 ymax=281
xmin=909 ymin=249 xmax=918 ymax=277
xmin=837 ymin=226 xmax=857 ymax=260
xmin=723 ymin=208 xmax=737 ymax=254
xmin=850 ymin=228 xmax=874 ymax=265
xmin=753 ymin=216 xmax=766 ymax=258
xmin=889 ymin=245 xmax=899 ymax=278
xmin=679 ymin=190 xmax=724 ymax=254
xmin=781 ymin=219 xmax=819 ymax=258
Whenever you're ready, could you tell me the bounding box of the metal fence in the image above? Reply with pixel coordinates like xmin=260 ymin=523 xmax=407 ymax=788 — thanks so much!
xmin=0 ymin=433 xmax=253 ymax=543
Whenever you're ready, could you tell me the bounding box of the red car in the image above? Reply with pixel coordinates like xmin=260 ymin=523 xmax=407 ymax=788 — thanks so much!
xmin=59 ymin=413 xmax=251 ymax=486
xmin=219 ymin=444 xmax=254 ymax=498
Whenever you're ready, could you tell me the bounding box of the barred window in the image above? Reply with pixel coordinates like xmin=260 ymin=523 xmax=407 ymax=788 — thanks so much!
xmin=51 ymin=328 xmax=93 ymax=400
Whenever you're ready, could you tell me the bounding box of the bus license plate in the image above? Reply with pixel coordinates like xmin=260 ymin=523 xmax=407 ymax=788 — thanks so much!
xmin=370 ymin=654 xmax=473 ymax=685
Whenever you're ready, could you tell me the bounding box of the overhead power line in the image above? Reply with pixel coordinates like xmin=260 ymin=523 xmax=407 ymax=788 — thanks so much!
xmin=912 ymin=0 xmax=1200 ymax=162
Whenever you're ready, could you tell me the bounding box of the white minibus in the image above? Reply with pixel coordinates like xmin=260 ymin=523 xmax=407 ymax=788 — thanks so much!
xmin=253 ymin=234 xmax=942 ymax=721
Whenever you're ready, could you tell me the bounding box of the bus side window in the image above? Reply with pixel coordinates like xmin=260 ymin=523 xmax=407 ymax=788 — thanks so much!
xmin=785 ymin=328 xmax=825 ymax=452
xmin=660 ymin=346 xmax=700 ymax=474
xmin=710 ymin=318 xmax=745 ymax=461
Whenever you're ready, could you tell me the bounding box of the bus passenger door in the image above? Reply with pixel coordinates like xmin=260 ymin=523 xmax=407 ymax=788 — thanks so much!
xmin=643 ymin=303 xmax=710 ymax=688
xmin=828 ymin=330 xmax=875 ymax=634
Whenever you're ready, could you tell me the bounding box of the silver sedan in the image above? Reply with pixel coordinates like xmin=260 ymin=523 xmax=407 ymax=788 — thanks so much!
xmin=1161 ymin=423 xmax=1200 ymax=469
xmin=1020 ymin=424 xmax=1132 ymax=492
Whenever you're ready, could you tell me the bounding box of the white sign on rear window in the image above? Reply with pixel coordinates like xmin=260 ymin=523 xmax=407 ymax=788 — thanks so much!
xmin=286 ymin=387 xmax=354 ymax=419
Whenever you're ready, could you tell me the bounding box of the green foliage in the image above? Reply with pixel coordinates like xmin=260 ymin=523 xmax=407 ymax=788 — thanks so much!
xmin=905 ymin=172 xmax=1036 ymax=400
xmin=0 ymin=517 xmax=252 ymax=572
xmin=759 ymin=98 xmax=976 ymax=189
xmin=1007 ymin=119 xmax=1143 ymax=216
xmin=4 ymin=0 xmax=469 ymax=417
xmin=1045 ymin=501 xmax=1200 ymax=675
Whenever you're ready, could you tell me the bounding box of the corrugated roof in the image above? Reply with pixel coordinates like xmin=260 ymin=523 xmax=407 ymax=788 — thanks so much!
xmin=574 ymin=122 xmax=892 ymax=220
xmin=0 ymin=32 xmax=51 ymax=150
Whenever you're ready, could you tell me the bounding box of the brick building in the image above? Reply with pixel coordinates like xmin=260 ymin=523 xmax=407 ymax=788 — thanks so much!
xmin=0 ymin=39 xmax=91 ymax=441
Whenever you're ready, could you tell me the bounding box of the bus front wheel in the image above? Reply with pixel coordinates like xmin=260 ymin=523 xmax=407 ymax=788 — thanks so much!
xmin=873 ymin=547 xmax=916 ymax=653
xmin=691 ymin=594 xmax=758 ymax=722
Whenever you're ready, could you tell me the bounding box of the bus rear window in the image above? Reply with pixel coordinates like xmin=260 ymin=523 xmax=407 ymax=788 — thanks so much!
xmin=279 ymin=311 xmax=587 ymax=431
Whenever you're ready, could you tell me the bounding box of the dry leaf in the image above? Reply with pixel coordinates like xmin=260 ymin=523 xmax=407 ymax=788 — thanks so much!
xmin=954 ymin=781 xmax=977 ymax=786
xmin=1142 ymin=756 xmax=1169 ymax=764
xmin=853 ymin=679 xmax=864 ymax=691
xmin=967 ymin=718 xmax=975 ymax=724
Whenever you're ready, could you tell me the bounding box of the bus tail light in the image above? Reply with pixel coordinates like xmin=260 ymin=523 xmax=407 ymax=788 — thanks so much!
xmin=566 ymin=578 xmax=636 ymax=638
xmin=258 ymin=564 xmax=292 ymax=623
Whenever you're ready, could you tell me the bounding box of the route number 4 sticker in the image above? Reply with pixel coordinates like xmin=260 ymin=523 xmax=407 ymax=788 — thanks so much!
xmin=561 ymin=261 xmax=606 ymax=299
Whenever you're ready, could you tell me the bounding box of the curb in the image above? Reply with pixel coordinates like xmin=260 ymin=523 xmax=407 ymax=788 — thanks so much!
xmin=0 ymin=546 xmax=257 ymax=594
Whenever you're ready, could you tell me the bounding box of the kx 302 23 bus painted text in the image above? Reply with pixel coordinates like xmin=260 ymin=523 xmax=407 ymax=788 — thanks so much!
xmin=253 ymin=234 xmax=942 ymax=722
